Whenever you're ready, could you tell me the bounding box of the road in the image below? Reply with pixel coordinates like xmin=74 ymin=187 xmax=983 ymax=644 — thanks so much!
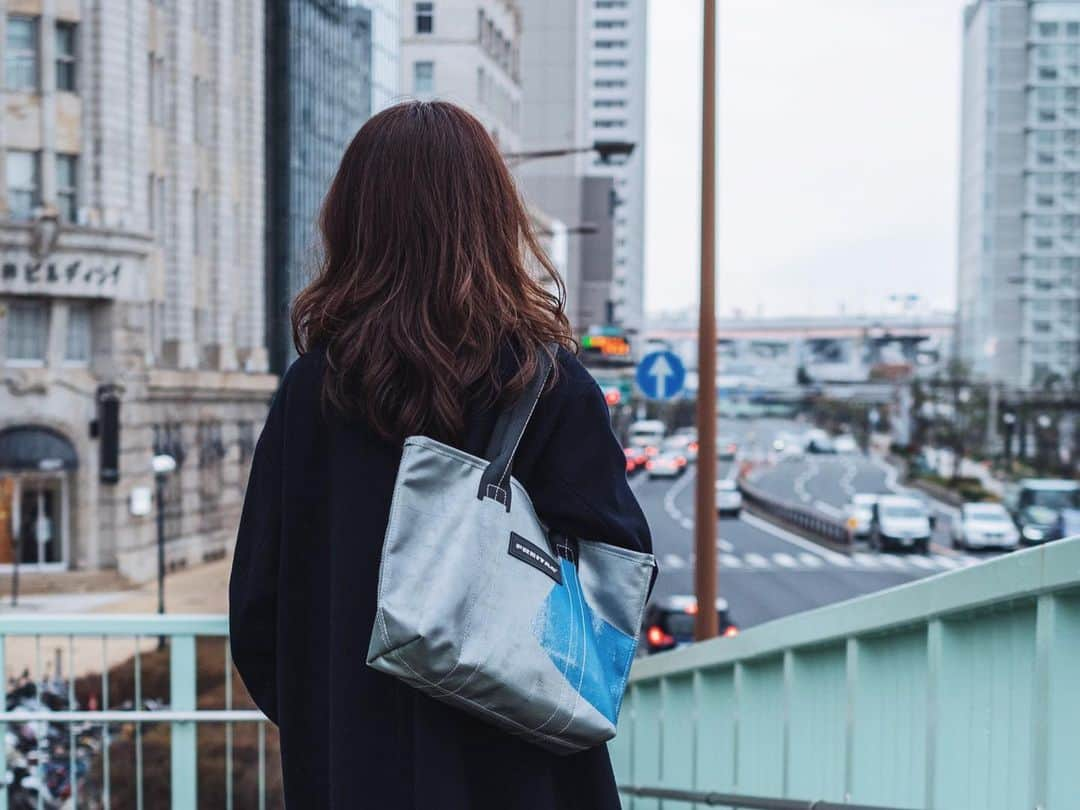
xmin=632 ymin=418 xmax=1001 ymax=630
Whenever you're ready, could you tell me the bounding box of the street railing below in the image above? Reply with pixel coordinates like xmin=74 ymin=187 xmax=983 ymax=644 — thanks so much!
xmin=0 ymin=614 xmax=273 ymax=810
xmin=610 ymin=536 xmax=1080 ymax=810
xmin=738 ymin=476 xmax=851 ymax=545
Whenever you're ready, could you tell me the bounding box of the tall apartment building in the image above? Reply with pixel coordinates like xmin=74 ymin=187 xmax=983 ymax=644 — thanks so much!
xmin=958 ymin=0 xmax=1080 ymax=386
xmin=517 ymin=0 xmax=645 ymax=335
xmin=266 ymin=1 xmax=385 ymax=372
xmin=399 ymin=0 xmax=523 ymax=153
xmin=0 ymin=0 xmax=274 ymax=580
xmin=585 ymin=0 xmax=646 ymax=334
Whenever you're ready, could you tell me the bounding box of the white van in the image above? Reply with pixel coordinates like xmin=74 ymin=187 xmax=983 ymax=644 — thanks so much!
xmin=870 ymin=495 xmax=933 ymax=554
xmin=628 ymin=419 xmax=666 ymax=449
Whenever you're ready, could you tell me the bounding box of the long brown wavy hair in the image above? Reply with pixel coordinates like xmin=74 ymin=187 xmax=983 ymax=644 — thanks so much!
xmin=292 ymin=101 xmax=575 ymax=443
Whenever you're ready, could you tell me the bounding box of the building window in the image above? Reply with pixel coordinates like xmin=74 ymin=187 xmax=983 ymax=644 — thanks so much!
xmin=595 ymin=19 xmax=627 ymax=29
xmin=6 ymin=300 xmax=49 ymax=364
xmin=193 ymin=190 xmax=202 ymax=256
xmin=595 ymin=39 xmax=627 ymax=49
xmin=5 ymin=16 xmax=38 ymax=91
xmin=477 ymin=66 xmax=486 ymax=105
xmin=64 ymin=304 xmax=92 ymax=363
xmin=413 ymin=61 xmax=434 ymax=94
xmin=415 ymin=1 xmax=434 ymax=34
xmin=149 ymin=54 xmax=167 ymax=126
xmin=6 ymin=151 xmax=40 ymax=220
xmin=595 ymin=59 xmax=627 ymax=68
xmin=56 ymin=154 xmax=77 ymax=222
xmin=55 ymin=22 xmax=77 ymax=91
xmin=593 ymin=98 xmax=627 ymax=108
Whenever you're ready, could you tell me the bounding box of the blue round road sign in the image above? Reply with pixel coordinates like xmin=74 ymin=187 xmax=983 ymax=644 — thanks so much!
xmin=635 ymin=351 xmax=686 ymax=401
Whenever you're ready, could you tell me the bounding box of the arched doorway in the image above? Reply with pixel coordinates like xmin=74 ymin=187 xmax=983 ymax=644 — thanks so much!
xmin=0 ymin=426 xmax=78 ymax=570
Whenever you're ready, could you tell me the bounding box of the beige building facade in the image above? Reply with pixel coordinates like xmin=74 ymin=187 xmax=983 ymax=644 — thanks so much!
xmin=1 ymin=0 xmax=274 ymax=581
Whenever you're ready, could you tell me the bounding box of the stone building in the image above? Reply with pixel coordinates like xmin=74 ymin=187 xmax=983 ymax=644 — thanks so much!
xmin=0 ymin=0 xmax=274 ymax=581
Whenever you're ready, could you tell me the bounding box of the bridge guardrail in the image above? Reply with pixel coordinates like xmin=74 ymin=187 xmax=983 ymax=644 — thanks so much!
xmin=610 ymin=536 xmax=1080 ymax=810
xmin=738 ymin=476 xmax=852 ymax=547
xmin=0 ymin=615 xmax=274 ymax=810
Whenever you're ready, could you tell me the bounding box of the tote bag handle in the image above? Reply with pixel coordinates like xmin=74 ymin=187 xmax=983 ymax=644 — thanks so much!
xmin=477 ymin=344 xmax=556 ymax=511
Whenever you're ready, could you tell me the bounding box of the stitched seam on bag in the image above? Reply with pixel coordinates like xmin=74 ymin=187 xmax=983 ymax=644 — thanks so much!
xmin=381 ymin=647 xmax=589 ymax=752
xmin=373 ymin=443 xmax=417 ymax=656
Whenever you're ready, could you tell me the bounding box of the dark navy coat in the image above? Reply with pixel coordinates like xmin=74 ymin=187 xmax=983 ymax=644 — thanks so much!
xmin=229 ymin=346 xmax=652 ymax=809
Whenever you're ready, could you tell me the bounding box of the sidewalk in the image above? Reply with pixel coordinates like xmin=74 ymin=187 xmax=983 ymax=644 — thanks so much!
xmin=0 ymin=557 xmax=232 ymax=682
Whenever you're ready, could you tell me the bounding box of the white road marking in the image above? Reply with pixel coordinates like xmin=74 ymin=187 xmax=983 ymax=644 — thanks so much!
xmin=739 ymin=512 xmax=848 ymax=566
xmin=840 ymin=459 xmax=858 ymax=497
xmin=793 ymin=459 xmax=820 ymax=503
xmin=680 ymin=517 xmax=694 ymax=530
xmin=907 ymin=555 xmax=937 ymax=570
xmin=717 ymin=538 xmax=734 ymax=552
xmin=877 ymin=555 xmax=908 ymax=570
xmin=932 ymin=554 xmax=962 ymax=569
xmin=798 ymin=553 xmax=824 ymax=568
xmin=773 ymin=553 xmax=798 ymax=568
xmin=745 ymin=553 xmax=770 ymax=568
xmin=853 ymin=553 xmax=882 ymax=568
xmin=719 ymin=553 xmax=743 ymax=568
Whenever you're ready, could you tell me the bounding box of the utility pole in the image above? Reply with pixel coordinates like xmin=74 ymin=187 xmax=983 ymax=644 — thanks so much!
xmin=694 ymin=0 xmax=719 ymax=641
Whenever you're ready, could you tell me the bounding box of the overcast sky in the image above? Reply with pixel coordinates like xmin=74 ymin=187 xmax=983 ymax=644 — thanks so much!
xmin=644 ymin=0 xmax=970 ymax=318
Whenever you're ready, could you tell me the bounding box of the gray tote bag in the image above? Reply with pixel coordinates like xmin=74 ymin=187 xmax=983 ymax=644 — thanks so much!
xmin=367 ymin=347 xmax=656 ymax=754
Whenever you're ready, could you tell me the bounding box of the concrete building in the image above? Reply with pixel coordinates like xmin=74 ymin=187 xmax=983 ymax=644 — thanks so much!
xmin=958 ymin=0 xmax=1080 ymax=387
xmin=516 ymin=0 xmax=645 ymax=335
xmin=0 ymin=0 xmax=274 ymax=580
xmin=585 ymin=0 xmax=646 ymax=334
xmin=399 ymin=0 xmax=523 ymax=152
xmin=363 ymin=0 xmax=402 ymax=112
xmin=266 ymin=0 xmax=380 ymax=372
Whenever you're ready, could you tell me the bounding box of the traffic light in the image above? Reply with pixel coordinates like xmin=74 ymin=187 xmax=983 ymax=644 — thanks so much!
xmin=604 ymin=388 xmax=621 ymax=407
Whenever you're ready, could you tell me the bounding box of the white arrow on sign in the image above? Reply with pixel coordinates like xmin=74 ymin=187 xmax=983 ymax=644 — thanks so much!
xmin=648 ymin=354 xmax=674 ymax=399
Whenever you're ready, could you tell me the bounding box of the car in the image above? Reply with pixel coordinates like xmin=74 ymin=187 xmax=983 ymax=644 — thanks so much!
xmin=772 ymin=432 xmax=805 ymax=460
xmin=717 ymin=435 xmax=739 ymax=461
xmin=662 ymin=434 xmax=698 ymax=463
xmin=870 ymin=495 xmax=932 ymax=553
xmin=844 ymin=493 xmax=878 ymax=539
xmin=628 ymin=419 xmax=666 ymax=449
xmin=642 ymin=595 xmax=738 ymax=654
xmin=952 ymin=502 xmax=1020 ymax=551
xmin=1005 ymin=479 xmax=1080 ymax=545
xmin=623 ymin=446 xmax=648 ymax=475
xmin=646 ymin=453 xmax=685 ymax=479
xmin=716 ymin=479 xmax=743 ymax=518
xmin=805 ymin=429 xmax=836 ymax=454
xmin=833 ymin=434 xmax=859 ymax=454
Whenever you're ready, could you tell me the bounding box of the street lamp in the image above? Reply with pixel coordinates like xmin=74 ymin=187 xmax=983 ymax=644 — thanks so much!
xmin=504 ymin=140 xmax=636 ymax=165
xmin=152 ymin=453 xmax=177 ymax=648
xmin=1002 ymin=411 xmax=1016 ymax=471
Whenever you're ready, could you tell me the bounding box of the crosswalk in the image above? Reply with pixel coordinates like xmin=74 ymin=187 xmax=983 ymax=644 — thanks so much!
xmin=660 ymin=549 xmax=985 ymax=575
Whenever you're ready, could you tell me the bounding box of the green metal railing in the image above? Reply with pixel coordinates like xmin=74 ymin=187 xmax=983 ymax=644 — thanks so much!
xmin=611 ymin=537 xmax=1080 ymax=810
xmin=0 ymin=615 xmax=271 ymax=810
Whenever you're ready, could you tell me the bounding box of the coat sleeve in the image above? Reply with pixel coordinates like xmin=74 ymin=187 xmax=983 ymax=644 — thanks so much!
xmin=529 ymin=374 xmax=653 ymax=557
xmin=229 ymin=380 xmax=286 ymax=725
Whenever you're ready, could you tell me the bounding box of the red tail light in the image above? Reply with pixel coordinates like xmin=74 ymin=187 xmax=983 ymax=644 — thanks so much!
xmin=626 ymin=459 xmax=635 ymax=472
xmin=645 ymin=461 xmax=655 ymax=470
xmin=645 ymin=446 xmax=659 ymax=457
xmin=646 ymin=626 xmax=675 ymax=648
xmin=675 ymin=456 xmax=687 ymax=466
xmin=723 ymin=625 xmax=739 ymax=638
xmin=689 ymin=441 xmax=699 ymax=452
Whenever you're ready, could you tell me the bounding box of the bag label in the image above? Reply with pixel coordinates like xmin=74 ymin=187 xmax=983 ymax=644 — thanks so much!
xmin=508 ymin=532 xmax=562 ymax=584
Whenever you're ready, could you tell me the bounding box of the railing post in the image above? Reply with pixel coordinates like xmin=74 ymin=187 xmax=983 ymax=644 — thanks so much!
xmin=924 ymin=620 xmax=943 ymax=810
xmin=171 ymin=634 xmax=198 ymax=809
xmin=1030 ymin=594 xmax=1055 ymax=810
xmin=844 ymin=637 xmax=858 ymax=803
xmin=0 ymin=633 xmax=6 ymax=810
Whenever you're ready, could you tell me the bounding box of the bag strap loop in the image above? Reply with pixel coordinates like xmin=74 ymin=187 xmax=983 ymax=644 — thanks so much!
xmin=477 ymin=344 xmax=556 ymax=512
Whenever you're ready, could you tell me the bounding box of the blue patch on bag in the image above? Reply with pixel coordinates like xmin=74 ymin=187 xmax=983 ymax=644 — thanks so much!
xmin=533 ymin=559 xmax=636 ymax=724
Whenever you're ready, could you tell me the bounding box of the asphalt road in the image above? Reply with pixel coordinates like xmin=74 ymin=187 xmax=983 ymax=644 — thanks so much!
xmin=631 ymin=418 xmax=999 ymax=630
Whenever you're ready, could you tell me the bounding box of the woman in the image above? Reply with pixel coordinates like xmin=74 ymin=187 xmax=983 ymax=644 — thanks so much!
xmin=229 ymin=101 xmax=651 ymax=809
